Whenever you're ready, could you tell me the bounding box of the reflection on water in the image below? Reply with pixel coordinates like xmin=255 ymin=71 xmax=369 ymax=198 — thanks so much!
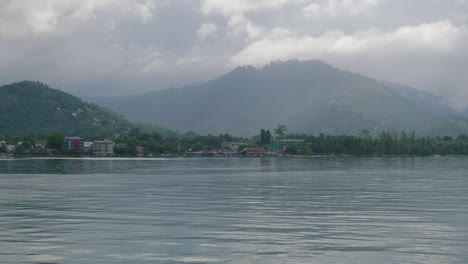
xmin=1 ymin=157 xmax=468 ymax=264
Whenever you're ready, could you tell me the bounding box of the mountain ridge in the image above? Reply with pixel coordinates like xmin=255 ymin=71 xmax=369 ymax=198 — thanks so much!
xmin=0 ymin=81 xmax=173 ymax=138
xmin=90 ymin=60 xmax=468 ymax=136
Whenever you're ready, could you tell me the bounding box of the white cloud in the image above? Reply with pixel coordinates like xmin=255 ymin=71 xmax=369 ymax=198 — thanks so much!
xmin=302 ymin=0 xmax=380 ymax=18
xmin=199 ymin=0 xmax=309 ymax=40
xmin=197 ymin=23 xmax=219 ymax=39
xmin=199 ymin=0 xmax=289 ymax=16
xmin=230 ymin=20 xmax=464 ymax=66
xmin=229 ymin=20 xmax=468 ymax=105
xmin=0 ymin=0 xmax=159 ymax=38
xmin=1 ymin=0 xmax=468 ymax=104
xmin=226 ymin=13 xmax=264 ymax=39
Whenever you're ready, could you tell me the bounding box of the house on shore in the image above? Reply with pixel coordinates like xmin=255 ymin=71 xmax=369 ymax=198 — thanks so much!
xmin=7 ymin=145 xmax=16 ymax=153
xmin=221 ymin=142 xmax=245 ymax=151
xmin=220 ymin=149 xmax=238 ymax=156
xmin=136 ymin=146 xmax=145 ymax=156
xmin=65 ymin=136 xmax=84 ymax=151
xmin=93 ymin=140 xmax=114 ymax=156
xmin=84 ymin=141 xmax=94 ymax=153
xmin=242 ymin=147 xmax=266 ymax=156
xmin=34 ymin=141 xmax=47 ymax=149
xmin=272 ymin=139 xmax=305 ymax=152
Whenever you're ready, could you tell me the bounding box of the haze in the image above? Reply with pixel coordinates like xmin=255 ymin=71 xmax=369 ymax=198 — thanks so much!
xmin=1 ymin=0 xmax=467 ymax=107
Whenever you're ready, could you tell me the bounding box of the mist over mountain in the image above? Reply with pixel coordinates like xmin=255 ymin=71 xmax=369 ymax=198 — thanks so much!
xmin=0 ymin=81 xmax=172 ymax=138
xmin=92 ymin=60 xmax=468 ymax=137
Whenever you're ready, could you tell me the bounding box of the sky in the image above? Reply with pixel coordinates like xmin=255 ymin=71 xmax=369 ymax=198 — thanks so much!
xmin=0 ymin=0 xmax=467 ymax=107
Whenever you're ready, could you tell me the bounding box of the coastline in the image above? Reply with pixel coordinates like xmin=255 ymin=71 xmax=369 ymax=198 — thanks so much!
xmin=1 ymin=154 xmax=466 ymax=160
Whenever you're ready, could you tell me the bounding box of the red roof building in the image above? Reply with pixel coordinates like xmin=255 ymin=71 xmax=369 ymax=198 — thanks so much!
xmin=242 ymin=147 xmax=266 ymax=156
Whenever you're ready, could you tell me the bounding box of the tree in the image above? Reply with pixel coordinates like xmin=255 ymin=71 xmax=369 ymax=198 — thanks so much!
xmin=20 ymin=141 xmax=32 ymax=150
xmin=259 ymin=129 xmax=266 ymax=145
xmin=284 ymin=146 xmax=297 ymax=155
xmin=361 ymin=129 xmax=370 ymax=137
xmin=128 ymin=127 xmax=142 ymax=138
xmin=265 ymin=130 xmax=272 ymax=145
xmin=142 ymin=138 xmax=160 ymax=153
xmin=258 ymin=129 xmax=273 ymax=145
xmin=46 ymin=133 xmax=65 ymax=152
xmin=15 ymin=144 xmax=28 ymax=154
xmin=151 ymin=131 xmax=163 ymax=142
xmin=274 ymin=124 xmax=288 ymax=139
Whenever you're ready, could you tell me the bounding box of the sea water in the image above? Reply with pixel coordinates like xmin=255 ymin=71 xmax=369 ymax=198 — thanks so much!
xmin=1 ymin=157 xmax=468 ymax=264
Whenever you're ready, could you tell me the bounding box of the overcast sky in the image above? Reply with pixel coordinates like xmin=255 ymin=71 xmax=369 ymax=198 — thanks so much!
xmin=1 ymin=0 xmax=467 ymax=106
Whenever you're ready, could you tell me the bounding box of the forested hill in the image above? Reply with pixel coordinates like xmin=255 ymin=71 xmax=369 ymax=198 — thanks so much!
xmin=93 ymin=60 xmax=468 ymax=137
xmin=0 ymin=81 xmax=171 ymax=138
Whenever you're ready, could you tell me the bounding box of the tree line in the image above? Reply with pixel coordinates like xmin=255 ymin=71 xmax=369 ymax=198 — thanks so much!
xmin=3 ymin=125 xmax=468 ymax=156
xmin=272 ymin=131 xmax=468 ymax=156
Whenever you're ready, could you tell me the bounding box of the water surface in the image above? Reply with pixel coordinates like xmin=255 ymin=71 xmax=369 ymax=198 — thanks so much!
xmin=1 ymin=157 xmax=468 ymax=264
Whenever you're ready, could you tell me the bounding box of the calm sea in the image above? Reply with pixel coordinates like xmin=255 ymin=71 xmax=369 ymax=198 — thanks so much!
xmin=1 ymin=157 xmax=468 ymax=264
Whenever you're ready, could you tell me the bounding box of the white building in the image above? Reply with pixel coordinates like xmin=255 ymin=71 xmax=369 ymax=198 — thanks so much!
xmin=84 ymin=141 xmax=94 ymax=153
xmin=93 ymin=140 xmax=114 ymax=155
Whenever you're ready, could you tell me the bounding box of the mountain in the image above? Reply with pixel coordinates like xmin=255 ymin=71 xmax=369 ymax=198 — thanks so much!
xmin=0 ymin=81 xmax=172 ymax=138
xmin=463 ymin=107 xmax=468 ymax=117
xmin=92 ymin=60 xmax=468 ymax=136
xmin=383 ymin=82 xmax=457 ymax=117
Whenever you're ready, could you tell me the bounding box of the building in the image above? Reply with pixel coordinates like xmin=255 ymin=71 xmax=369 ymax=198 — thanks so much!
xmin=242 ymin=147 xmax=266 ymax=156
xmin=221 ymin=142 xmax=245 ymax=151
xmin=7 ymin=145 xmax=16 ymax=153
xmin=272 ymin=139 xmax=305 ymax=152
xmin=220 ymin=149 xmax=238 ymax=156
xmin=65 ymin=136 xmax=84 ymax=151
xmin=84 ymin=142 xmax=94 ymax=153
xmin=135 ymin=146 xmax=145 ymax=156
xmin=34 ymin=141 xmax=47 ymax=149
xmin=93 ymin=140 xmax=114 ymax=156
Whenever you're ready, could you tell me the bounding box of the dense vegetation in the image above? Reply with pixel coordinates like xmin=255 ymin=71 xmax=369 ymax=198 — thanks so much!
xmin=112 ymin=129 xmax=246 ymax=155
xmin=281 ymin=132 xmax=468 ymax=156
xmin=3 ymin=124 xmax=468 ymax=156
xmin=0 ymin=81 xmax=174 ymax=140
xmin=93 ymin=60 xmax=468 ymax=137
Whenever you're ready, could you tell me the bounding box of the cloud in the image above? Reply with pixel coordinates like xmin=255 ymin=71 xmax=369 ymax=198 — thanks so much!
xmin=230 ymin=20 xmax=468 ymax=105
xmin=0 ymin=0 xmax=158 ymax=38
xmin=199 ymin=0 xmax=289 ymax=16
xmin=199 ymin=0 xmax=306 ymax=40
xmin=230 ymin=20 xmax=465 ymax=66
xmin=0 ymin=0 xmax=467 ymax=106
xmin=197 ymin=23 xmax=219 ymax=39
xmin=226 ymin=13 xmax=264 ymax=39
xmin=302 ymin=0 xmax=380 ymax=18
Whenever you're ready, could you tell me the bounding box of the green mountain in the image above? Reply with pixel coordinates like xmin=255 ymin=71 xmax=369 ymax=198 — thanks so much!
xmin=0 ymin=81 xmax=172 ymax=138
xmin=93 ymin=60 xmax=468 ymax=136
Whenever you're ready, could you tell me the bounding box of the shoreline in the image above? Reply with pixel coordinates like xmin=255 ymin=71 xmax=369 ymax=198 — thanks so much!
xmin=1 ymin=154 xmax=466 ymax=159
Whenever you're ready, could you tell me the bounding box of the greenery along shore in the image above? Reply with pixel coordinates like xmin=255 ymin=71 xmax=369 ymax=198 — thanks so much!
xmin=3 ymin=125 xmax=468 ymax=156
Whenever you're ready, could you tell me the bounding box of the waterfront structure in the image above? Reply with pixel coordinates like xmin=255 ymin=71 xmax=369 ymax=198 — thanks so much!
xmin=221 ymin=142 xmax=245 ymax=151
xmin=84 ymin=141 xmax=94 ymax=153
xmin=65 ymin=136 xmax=84 ymax=151
xmin=34 ymin=141 xmax=47 ymax=149
xmin=93 ymin=140 xmax=114 ymax=155
xmin=242 ymin=147 xmax=266 ymax=156
xmin=221 ymin=149 xmax=237 ymax=156
xmin=136 ymin=146 xmax=145 ymax=156
xmin=7 ymin=145 xmax=16 ymax=153
xmin=272 ymin=139 xmax=305 ymax=152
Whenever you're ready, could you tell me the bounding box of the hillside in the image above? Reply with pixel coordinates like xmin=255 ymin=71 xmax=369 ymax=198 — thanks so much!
xmin=0 ymin=81 xmax=172 ymax=138
xmin=93 ymin=60 xmax=468 ymax=136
